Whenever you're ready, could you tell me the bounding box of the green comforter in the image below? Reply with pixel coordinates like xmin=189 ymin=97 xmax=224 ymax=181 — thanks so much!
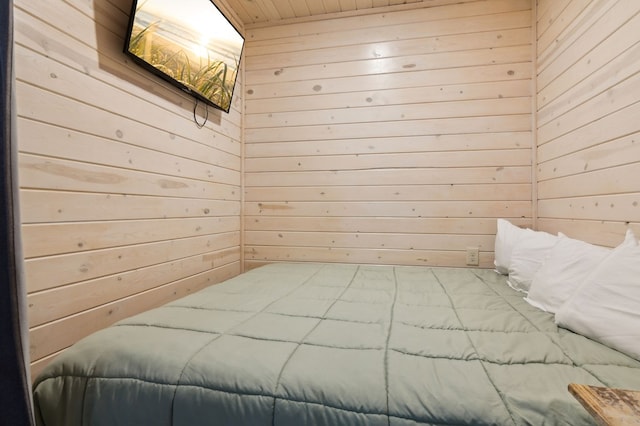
xmin=33 ymin=263 xmax=640 ymax=425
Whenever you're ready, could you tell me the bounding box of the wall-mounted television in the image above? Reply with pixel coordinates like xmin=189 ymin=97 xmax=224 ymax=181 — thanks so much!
xmin=124 ymin=0 xmax=244 ymax=113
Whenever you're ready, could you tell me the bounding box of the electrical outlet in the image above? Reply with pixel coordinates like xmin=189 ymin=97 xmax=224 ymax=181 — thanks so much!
xmin=466 ymin=247 xmax=479 ymax=266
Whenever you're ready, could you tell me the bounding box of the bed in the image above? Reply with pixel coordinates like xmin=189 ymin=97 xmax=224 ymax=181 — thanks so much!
xmin=33 ymin=262 xmax=640 ymax=425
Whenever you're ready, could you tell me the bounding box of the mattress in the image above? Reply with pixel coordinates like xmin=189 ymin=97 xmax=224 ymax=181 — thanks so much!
xmin=33 ymin=263 xmax=640 ymax=425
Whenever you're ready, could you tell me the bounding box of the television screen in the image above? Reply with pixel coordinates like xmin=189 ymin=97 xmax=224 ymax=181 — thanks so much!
xmin=124 ymin=0 xmax=244 ymax=113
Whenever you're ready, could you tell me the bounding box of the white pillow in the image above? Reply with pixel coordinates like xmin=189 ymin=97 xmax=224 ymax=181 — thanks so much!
xmin=507 ymin=229 xmax=558 ymax=293
xmin=525 ymin=233 xmax=610 ymax=313
xmin=555 ymin=229 xmax=640 ymax=360
xmin=494 ymin=219 xmax=528 ymax=275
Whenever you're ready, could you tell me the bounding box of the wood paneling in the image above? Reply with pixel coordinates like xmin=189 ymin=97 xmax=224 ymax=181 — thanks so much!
xmin=29 ymin=262 xmax=239 ymax=378
xmin=244 ymin=0 xmax=533 ymax=269
xmin=14 ymin=0 xmax=244 ymax=372
xmin=536 ymin=0 xmax=640 ymax=246
xmin=22 ymin=0 xmax=640 ymax=377
xmin=227 ymin=0 xmax=477 ymax=25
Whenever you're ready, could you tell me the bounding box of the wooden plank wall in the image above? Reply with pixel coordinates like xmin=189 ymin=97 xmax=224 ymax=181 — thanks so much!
xmin=536 ymin=0 xmax=640 ymax=247
xmin=14 ymin=0 xmax=244 ymax=375
xmin=243 ymin=0 xmax=533 ymax=270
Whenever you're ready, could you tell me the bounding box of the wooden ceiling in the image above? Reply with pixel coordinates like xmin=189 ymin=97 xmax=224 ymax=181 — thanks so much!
xmin=224 ymin=0 xmax=433 ymax=26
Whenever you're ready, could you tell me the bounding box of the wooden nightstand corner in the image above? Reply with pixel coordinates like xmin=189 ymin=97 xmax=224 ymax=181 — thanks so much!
xmin=569 ymin=383 xmax=640 ymax=426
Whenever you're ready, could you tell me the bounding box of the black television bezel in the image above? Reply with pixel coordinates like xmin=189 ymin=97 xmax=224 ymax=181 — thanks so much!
xmin=123 ymin=0 xmax=244 ymax=113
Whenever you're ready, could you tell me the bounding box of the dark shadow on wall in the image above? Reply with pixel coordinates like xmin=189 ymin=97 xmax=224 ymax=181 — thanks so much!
xmin=92 ymin=0 xmax=222 ymax=126
xmin=0 ymin=1 xmax=34 ymax=424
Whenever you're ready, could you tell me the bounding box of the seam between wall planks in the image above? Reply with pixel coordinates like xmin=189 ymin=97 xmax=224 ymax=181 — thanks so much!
xmin=531 ymin=0 xmax=538 ymax=229
xmin=240 ymin=58 xmax=246 ymax=272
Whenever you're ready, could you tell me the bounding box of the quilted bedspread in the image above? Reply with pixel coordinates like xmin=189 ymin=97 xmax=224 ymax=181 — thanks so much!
xmin=33 ymin=263 xmax=640 ymax=425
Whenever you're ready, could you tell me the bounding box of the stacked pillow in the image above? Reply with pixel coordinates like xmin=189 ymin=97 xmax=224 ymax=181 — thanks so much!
xmin=493 ymin=219 xmax=558 ymax=293
xmin=507 ymin=228 xmax=558 ymax=293
xmin=494 ymin=218 xmax=529 ymax=275
xmin=525 ymin=233 xmax=610 ymax=313
xmin=494 ymin=219 xmax=640 ymax=361
xmin=555 ymin=229 xmax=640 ymax=361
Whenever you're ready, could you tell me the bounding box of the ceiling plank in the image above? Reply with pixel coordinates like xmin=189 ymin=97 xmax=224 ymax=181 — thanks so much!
xmin=289 ymin=0 xmax=312 ymax=17
xmin=306 ymin=0 xmax=328 ymax=15
xmin=372 ymin=0 xmax=390 ymax=7
xmin=253 ymin=0 xmax=284 ymax=22
xmin=339 ymin=0 xmax=358 ymax=13
xmin=237 ymin=0 xmax=270 ymax=23
xmin=356 ymin=0 xmax=375 ymax=10
xmin=322 ymin=0 xmax=343 ymax=13
xmin=270 ymin=0 xmax=296 ymax=19
xmin=239 ymin=0 xmax=492 ymax=29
